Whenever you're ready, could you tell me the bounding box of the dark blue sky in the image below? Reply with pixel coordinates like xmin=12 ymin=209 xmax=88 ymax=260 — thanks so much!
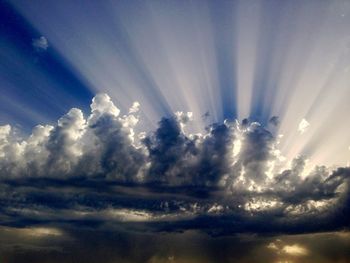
xmin=0 ymin=1 xmax=92 ymax=130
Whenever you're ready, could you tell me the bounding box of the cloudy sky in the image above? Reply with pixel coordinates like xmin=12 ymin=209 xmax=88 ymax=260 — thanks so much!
xmin=1 ymin=0 xmax=350 ymax=262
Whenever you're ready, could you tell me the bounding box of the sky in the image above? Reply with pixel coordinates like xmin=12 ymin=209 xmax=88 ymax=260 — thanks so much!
xmin=0 ymin=0 xmax=350 ymax=262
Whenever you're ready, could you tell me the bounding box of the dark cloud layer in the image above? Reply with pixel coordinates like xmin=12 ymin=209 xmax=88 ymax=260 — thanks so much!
xmin=0 ymin=94 xmax=349 ymax=236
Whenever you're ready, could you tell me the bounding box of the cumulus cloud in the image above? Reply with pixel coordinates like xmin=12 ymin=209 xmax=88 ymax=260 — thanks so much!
xmin=0 ymin=94 xmax=349 ymax=235
xmin=32 ymin=36 xmax=49 ymax=51
xmin=298 ymin=118 xmax=310 ymax=134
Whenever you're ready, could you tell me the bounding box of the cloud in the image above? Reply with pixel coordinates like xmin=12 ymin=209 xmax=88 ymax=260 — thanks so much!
xmin=267 ymin=239 xmax=309 ymax=261
xmin=269 ymin=116 xmax=280 ymax=126
xmin=298 ymin=118 xmax=310 ymax=134
xmin=0 ymin=94 xmax=349 ymax=235
xmin=32 ymin=36 xmax=49 ymax=51
xmin=282 ymin=244 xmax=309 ymax=256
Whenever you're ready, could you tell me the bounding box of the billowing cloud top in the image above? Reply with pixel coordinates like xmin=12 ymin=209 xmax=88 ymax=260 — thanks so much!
xmin=0 ymin=94 xmax=349 ymax=235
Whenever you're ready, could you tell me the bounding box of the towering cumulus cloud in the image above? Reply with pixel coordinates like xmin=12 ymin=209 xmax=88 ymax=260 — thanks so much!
xmin=0 ymin=94 xmax=349 ymax=234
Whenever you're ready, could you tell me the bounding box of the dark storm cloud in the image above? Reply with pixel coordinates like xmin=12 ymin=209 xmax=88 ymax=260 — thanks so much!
xmin=0 ymin=94 xmax=349 ymax=235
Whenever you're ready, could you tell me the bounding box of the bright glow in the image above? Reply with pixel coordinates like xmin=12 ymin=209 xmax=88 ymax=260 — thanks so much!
xmin=106 ymin=209 xmax=153 ymax=222
xmin=21 ymin=227 xmax=62 ymax=237
xmin=244 ymin=198 xmax=282 ymax=212
xmin=233 ymin=139 xmax=242 ymax=157
xmin=285 ymin=199 xmax=337 ymax=216
xmin=282 ymin=244 xmax=309 ymax=256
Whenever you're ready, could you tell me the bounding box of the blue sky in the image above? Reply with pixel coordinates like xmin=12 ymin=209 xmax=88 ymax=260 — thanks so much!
xmin=0 ymin=1 xmax=93 ymax=130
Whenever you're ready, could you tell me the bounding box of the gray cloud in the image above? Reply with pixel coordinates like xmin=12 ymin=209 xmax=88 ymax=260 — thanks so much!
xmin=0 ymin=94 xmax=349 ymax=235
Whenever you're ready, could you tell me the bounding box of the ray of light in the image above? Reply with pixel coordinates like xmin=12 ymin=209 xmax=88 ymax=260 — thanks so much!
xmin=4 ymin=0 xmax=350 ymax=166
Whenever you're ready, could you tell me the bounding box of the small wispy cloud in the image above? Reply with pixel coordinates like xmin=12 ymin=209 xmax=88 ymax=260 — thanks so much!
xmin=268 ymin=239 xmax=309 ymax=258
xmin=32 ymin=36 xmax=49 ymax=51
xmin=282 ymin=244 xmax=309 ymax=256
xmin=298 ymin=118 xmax=310 ymax=134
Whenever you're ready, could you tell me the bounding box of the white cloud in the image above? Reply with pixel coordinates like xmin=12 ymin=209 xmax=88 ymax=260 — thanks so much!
xmin=298 ymin=118 xmax=310 ymax=134
xmin=129 ymin=101 xmax=140 ymax=114
xmin=32 ymin=36 xmax=49 ymax=50
xmin=90 ymin=93 xmax=120 ymax=117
